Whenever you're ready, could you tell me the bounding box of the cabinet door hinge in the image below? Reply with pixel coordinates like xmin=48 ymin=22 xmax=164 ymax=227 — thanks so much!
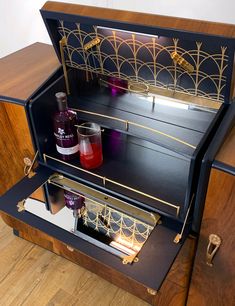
xmin=23 ymin=151 xmax=39 ymax=178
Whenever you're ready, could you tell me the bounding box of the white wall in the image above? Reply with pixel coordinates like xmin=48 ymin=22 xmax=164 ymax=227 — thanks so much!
xmin=1 ymin=0 xmax=235 ymax=58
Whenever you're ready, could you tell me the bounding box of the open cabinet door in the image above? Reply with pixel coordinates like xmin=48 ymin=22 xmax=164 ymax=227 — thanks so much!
xmin=0 ymin=166 xmax=53 ymax=220
xmin=0 ymin=163 xmax=194 ymax=303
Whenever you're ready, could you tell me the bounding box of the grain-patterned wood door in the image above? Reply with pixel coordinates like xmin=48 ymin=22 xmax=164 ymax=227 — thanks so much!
xmin=0 ymin=102 xmax=34 ymax=195
xmin=187 ymin=168 xmax=235 ymax=306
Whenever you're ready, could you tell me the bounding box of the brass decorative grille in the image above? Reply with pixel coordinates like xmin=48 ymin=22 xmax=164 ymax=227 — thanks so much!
xmin=83 ymin=198 xmax=155 ymax=252
xmin=58 ymin=21 xmax=228 ymax=102
xmin=48 ymin=175 xmax=160 ymax=264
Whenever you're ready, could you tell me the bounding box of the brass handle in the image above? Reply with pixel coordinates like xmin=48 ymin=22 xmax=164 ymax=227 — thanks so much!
xmin=66 ymin=245 xmax=74 ymax=252
xmin=171 ymin=51 xmax=194 ymax=73
xmin=206 ymin=234 xmax=222 ymax=267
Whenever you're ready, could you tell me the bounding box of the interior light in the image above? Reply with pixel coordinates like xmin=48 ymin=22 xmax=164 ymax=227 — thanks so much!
xmin=138 ymin=95 xmax=189 ymax=110
xmin=97 ymin=26 xmax=158 ymax=39
xmin=156 ymin=99 xmax=189 ymax=110
xmin=110 ymin=241 xmax=136 ymax=255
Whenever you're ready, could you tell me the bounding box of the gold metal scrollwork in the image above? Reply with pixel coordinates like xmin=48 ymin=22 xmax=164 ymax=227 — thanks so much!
xmin=58 ymin=21 xmax=228 ymax=102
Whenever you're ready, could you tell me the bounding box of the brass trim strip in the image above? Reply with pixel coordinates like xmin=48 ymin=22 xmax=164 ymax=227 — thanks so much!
xmin=174 ymin=194 xmax=194 ymax=243
xmin=44 ymin=154 xmax=103 ymax=180
xmin=59 ymin=36 xmax=70 ymax=95
xmin=43 ymin=154 xmax=180 ymax=216
xmin=130 ymin=121 xmax=196 ymax=149
xmin=105 ymin=177 xmax=180 ymax=212
xmin=71 ymin=108 xmax=196 ymax=149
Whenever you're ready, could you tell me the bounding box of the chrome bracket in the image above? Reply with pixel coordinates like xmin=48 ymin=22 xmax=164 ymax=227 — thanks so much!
xmin=59 ymin=36 xmax=70 ymax=95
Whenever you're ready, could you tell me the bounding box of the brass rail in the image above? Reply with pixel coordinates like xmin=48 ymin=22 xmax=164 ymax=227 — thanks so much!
xmin=71 ymin=108 xmax=196 ymax=149
xmin=43 ymin=154 xmax=180 ymax=216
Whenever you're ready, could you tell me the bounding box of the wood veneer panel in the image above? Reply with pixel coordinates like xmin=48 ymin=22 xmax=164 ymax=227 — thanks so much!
xmin=0 ymin=102 xmax=34 ymax=195
xmin=187 ymin=169 xmax=235 ymax=306
xmin=0 ymin=43 xmax=59 ymax=196
xmin=0 ymin=212 xmax=195 ymax=306
xmin=42 ymin=1 xmax=235 ymax=38
xmin=0 ymin=43 xmax=59 ymax=101
xmin=30 ymin=188 xmax=45 ymax=202
xmin=216 ymin=124 xmax=235 ymax=168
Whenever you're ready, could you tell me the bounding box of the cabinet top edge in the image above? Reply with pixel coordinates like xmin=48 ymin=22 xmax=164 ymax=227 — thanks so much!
xmin=42 ymin=1 xmax=235 ymax=38
xmin=0 ymin=43 xmax=60 ymax=101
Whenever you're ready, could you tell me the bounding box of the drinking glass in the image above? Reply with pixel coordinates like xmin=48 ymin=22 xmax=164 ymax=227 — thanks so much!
xmin=77 ymin=122 xmax=103 ymax=169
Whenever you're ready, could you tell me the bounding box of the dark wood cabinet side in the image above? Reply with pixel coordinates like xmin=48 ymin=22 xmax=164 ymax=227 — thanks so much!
xmin=0 ymin=102 xmax=34 ymax=195
xmin=187 ymin=168 xmax=235 ymax=306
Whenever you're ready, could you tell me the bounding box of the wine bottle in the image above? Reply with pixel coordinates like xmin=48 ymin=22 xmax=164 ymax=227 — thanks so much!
xmin=53 ymin=92 xmax=79 ymax=161
xmin=64 ymin=190 xmax=85 ymax=218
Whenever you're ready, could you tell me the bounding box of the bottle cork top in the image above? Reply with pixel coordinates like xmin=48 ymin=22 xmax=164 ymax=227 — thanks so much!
xmin=55 ymin=92 xmax=67 ymax=111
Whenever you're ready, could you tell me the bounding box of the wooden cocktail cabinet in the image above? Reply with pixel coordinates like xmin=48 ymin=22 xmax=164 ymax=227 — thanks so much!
xmin=0 ymin=2 xmax=235 ymax=305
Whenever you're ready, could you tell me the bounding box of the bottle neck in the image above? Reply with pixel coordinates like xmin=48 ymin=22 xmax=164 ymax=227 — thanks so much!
xmin=55 ymin=92 xmax=68 ymax=112
xmin=57 ymin=98 xmax=68 ymax=112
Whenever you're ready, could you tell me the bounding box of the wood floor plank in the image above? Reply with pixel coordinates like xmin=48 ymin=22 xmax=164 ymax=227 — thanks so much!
xmin=46 ymin=289 xmax=80 ymax=306
xmin=0 ymin=218 xmax=149 ymax=306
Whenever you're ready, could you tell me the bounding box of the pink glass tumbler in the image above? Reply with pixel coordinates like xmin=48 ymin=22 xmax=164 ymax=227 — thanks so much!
xmin=77 ymin=122 xmax=103 ymax=169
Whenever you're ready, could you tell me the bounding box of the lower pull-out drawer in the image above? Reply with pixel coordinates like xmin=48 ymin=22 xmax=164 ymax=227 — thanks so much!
xmin=0 ymin=165 xmax=195 ymax=305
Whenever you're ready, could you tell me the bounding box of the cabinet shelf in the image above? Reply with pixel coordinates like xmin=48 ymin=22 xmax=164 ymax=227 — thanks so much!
xmin=68 ymin=79 xmax=216 ymax=157
xmin=43 ymin=130 xmax=190 ymax=219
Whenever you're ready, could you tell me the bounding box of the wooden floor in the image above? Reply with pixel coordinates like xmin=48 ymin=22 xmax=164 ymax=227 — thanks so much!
xmin=0 ymin=218 xmax=149 ymax=306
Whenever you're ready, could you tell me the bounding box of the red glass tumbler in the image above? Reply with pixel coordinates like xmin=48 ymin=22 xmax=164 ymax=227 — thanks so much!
xmin=77 ymin=122 xmax=103 ymax=170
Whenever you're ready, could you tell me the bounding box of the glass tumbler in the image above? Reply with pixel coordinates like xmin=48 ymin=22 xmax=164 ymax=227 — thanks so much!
xmin=77 ymin=122 xmax=103 ymax=169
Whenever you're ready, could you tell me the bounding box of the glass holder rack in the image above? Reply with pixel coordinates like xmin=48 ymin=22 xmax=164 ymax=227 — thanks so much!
xmin=47 ymin=174 xmax=161 ymax=264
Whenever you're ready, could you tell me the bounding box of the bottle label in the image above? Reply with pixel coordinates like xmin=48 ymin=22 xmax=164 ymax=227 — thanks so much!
xmin=56 ymin=144 xmax=79 ymax=155
xmin=64 ymin=190 xmax=84 ymax=210
xmin=54 ymin=131 xmax=75 ymax=140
